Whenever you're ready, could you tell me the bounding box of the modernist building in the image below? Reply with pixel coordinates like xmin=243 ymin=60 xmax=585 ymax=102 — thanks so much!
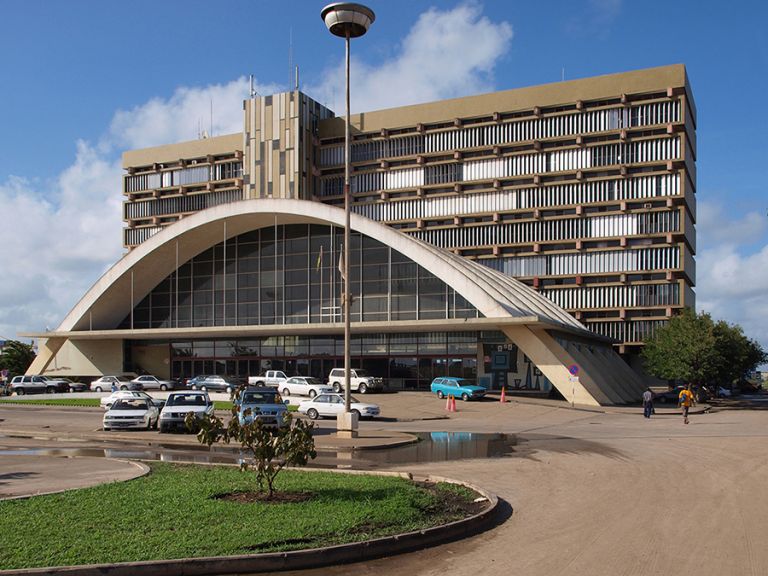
xmin=27 ymin=64 xmax=695 ymax=405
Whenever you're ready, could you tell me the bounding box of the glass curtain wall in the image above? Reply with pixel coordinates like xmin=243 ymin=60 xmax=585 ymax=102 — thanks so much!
xmin=119 ymin=224 xmax=479 ymax=330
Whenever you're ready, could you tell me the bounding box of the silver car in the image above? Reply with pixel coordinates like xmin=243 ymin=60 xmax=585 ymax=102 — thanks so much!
xmin=159 ymin=391 xmax=214 ymax=433
xmin=131 ymin=375 xmax=178 ymax=391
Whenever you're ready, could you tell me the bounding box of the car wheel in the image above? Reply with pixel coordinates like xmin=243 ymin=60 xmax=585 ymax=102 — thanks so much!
xmin=351 ymin=409 xmax=361 ymax=419
xmin=308 ymin=389 xmax=317 ymax=398
xmin=461 ymin=393 xmax=470 ymax=401
xmin=307 ymin=408 xmax=319 ymax=420
xmin=120 ymin=385 xmax=128 ymax=391
xmin=332 ymin=382 xmax=341 ymax=393
xmin=46 ymin=387 xmax=56 ymax=394
xmin=200 ymin=386 xmax=207 ymax=391
xmin=282 ymin=388 xmax=291 ymax=397
xmin=95 ymin=386 xmax=103 ymax=392
xmin=159 ymin=425 xmax=167 ymax=433
xmin=191 ymin=385 xmax=198 ymax=390
xmin=16 ymin=388 xmax=25 ymax=396
xmin=437 ymin=390 xmax=444 ymax=399
xmin=160 ymin=384 xmax=168 ymax=391
xmin=358 ymin=383 xmax=367 ymax=394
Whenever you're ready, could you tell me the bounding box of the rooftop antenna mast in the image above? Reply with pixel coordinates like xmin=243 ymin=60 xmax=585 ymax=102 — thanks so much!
xmin=249 ymin=74 xmax=257 ymax=99
xmin=288 ymin=26 xmax=293 ymax=92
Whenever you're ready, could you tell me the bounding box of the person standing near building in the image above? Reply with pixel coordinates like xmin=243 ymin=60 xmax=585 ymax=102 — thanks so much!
xmin=678 ymin=384 xmax=695 ymax=424
xmin=642 ymin=388 xmax=654 ymax=418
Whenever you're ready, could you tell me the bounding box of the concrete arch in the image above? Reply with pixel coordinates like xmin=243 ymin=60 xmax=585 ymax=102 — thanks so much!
xmin=33 ymin=199 xmax=644 ymax=405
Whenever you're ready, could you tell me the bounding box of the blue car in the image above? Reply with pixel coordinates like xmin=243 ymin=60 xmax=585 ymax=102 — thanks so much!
xmin=235 ymin=387 xmax=288 ymax=429
xmin=430 ymin=377 xmax=486 ymax=401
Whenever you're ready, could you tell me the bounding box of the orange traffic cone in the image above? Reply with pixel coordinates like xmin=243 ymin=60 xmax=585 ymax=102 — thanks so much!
xmin=445 ymin=395 xmax=451 ymax=411
xmin=500 ymin=387 xmax=507 ymax=403
xmin=450 ymin=395 xmax=457 ymax=412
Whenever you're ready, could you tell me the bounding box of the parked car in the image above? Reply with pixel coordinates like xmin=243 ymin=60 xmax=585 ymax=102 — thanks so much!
xmin=103 ymin=398 xmax=159 ymax=431
xmin=430 ymin=377 xmax=486 ymax=401
xmin=654 ymin=386 xmax=686 ymax=404
xmin=100 ymin=390 xmax=162 ymax=410
xmin=280 ymin=376 xmax=333 ymax=398
xmin=248 ymin=370 xmax=289 ymax=387
xmin=9 ymin=375 xmax=69 ymax=395
xmin=235 ymin=387 xmax=288 ymax=428
xmin=297 ymin=393 xmax=380 ymax=420
xmin=91 ymin=375 xmax=141 ymax=392
xmin=60 ymin=378 xmax=88 ymax=392
xmin=131 ymin=375 xmax=178 ymax=391
xmin=327 ymin=368 xmax=383 ymax=394
xmin=186 ymin=375 xmax=241 ymax=393
xmin=159 ymin=391 xmax=214 ymax=433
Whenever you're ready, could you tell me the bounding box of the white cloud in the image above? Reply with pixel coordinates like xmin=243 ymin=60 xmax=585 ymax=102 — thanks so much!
xmin=695 ymin=201 xmax=768 ymax=355
xmin=308 ymin=2 xmax=513 ymax=113
xmin=0 ymin=77 xmax=277 ymax=341
xmin=110 ymin=77 xmax=281 ymax=149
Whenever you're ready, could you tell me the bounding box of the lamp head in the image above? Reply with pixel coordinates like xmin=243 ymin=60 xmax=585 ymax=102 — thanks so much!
xmin=321 ymin=2 xmax=375 ymax=38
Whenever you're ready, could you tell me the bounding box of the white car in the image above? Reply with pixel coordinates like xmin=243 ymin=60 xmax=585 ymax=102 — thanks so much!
xmin=327 ymin=368 xmax=383 ymax=394
xmin=280 ymin=376 xmax=333 ymax=398
xmin=159 ymin=391 xmax=214 ymax=433
xmin=131 ymin=375 xmax=178 ymax=391
xmin=103 ymin=398 xmax=159 ymax=431
xmin=298 ymin=393 xmax=380 ymax=420
xmin=91 ymin=375 xmax=138 ymax=392
xmin=100 ymin=390 xmax=157 ymax=410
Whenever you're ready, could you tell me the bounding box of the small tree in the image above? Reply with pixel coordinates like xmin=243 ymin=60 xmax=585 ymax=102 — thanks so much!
xmin=0 ymin=340 xmax=36 ymax=380
xmin=187 ymin=391 xmax=316 ymax=498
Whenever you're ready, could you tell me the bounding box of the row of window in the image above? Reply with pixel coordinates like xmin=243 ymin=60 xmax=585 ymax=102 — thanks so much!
xmin=541 ymin=283 xmax=680 ymax=310
xmin=124 ymin=226 xmax=162 ymax=246
xmin=124 ymin=189 xmax=244 ymax=220
xmin=320 ymin=101 xmax=682 ymax=166
xmin=588 ymin=319 xmax=668 ymax=342
xmin=409 ymin=210 xmax=680 ymax=248
xmin=351 ymin=174 xmax=680 ymax=222
xmin=124 ymin=162 xmax=242 ymax=193
xmin=319 ymin=136 xmax=680 ymax=195
xmin=484 ymin=246 xmax=680 ymax=277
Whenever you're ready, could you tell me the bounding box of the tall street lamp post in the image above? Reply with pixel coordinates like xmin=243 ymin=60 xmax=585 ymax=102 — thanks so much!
xmin=321 ymin=3 xmax=375 ymax=438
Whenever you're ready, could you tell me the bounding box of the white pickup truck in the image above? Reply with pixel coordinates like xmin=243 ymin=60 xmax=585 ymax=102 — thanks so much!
xmin=248 ymin=370 xmax=289 ymax=387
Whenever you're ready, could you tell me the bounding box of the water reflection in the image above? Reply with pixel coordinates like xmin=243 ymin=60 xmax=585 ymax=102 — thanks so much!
xmin=0 ymin=432 xmax=516 ymax=470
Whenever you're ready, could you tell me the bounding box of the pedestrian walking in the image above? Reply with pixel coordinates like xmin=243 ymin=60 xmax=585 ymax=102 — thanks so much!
xmin=678 ymin=384 xmax=695 ymax=424
xmin=642 ymin=388 xmax=654 ymax=418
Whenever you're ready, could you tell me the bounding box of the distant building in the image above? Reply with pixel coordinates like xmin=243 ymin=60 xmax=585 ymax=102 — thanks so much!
xmin=25 ymin=65 xmax=696 ymax=405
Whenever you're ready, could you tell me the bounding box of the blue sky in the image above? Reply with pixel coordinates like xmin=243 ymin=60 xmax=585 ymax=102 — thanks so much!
xmin=1 ymin=0 xmax=767 ymax=356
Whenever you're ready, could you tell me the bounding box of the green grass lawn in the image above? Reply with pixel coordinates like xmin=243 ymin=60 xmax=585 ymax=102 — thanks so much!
xmin=0 ymin=463 xmax=477 ymax=570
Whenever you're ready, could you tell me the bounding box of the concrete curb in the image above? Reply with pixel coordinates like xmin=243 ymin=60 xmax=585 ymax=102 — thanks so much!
xmin=0 ymin=473 xmax=500 ymax=576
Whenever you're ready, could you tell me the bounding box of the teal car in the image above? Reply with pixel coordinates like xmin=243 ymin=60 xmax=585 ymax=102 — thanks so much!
xmin=430 ymin=377 xmax=486 ymax=401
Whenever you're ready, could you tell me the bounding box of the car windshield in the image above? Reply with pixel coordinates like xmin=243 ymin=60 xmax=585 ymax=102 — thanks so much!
xmin=167 ymin=394 xmax=207 ymax=406
xmin=242 ymin=392 xmax=280 ymax=404
xmin=349 ymin=396 xmax=360 ymax=403
xmin=112 ymin=400 xmax=148 ymax=410
xmin=354 ymin=370 xmax=369 ymax=376
xmin=115 ymin=376 xmax=130 ymax=382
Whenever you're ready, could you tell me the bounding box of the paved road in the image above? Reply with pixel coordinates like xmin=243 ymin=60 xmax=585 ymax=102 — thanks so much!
xmin=1 ymin=394 xmax=766 ymax=575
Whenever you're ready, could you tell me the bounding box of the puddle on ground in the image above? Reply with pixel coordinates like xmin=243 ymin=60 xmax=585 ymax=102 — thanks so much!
xmin=0 ymin=432 xmax=517 ymax=470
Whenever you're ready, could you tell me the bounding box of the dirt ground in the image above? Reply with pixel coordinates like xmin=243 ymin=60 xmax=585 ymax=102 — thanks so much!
xmin=280 ymin=403 xmax=768 ymax=576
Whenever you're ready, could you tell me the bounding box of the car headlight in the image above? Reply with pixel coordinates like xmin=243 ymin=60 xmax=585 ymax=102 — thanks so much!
xmin=160 ymin=412 xmax=171 ymax=419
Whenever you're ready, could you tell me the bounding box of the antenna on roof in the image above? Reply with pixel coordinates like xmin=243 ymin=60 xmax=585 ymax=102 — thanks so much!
xmin=562 ymin=67 xmax=566 ymax=82
xmin=295 ymin=65 xmax=299 ymax=91
xmin=249 ymin=74 xmax=259 ymax=99
xmin=210 ymin=98 xmax=213 ymax=138
xmin=288 ymin=26 xmax=293 ymax=92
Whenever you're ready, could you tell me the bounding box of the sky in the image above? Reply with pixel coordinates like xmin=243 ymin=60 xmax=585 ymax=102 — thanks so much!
xmin=0 ymin=0 xmax=766 ymax=359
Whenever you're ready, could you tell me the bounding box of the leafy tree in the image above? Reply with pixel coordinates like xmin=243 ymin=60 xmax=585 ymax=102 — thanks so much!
xmin=187 ymin=390 xmax=316 ymax=498
xmin=642 ymin=308 xmax=718 ymax=386
xmin=0 ymin=340 xmax=36 ymax=380
xmin=642 ymin=309 xmax=766 ymax=388
xmin=711 ymin=321 xmax=767 ymax=387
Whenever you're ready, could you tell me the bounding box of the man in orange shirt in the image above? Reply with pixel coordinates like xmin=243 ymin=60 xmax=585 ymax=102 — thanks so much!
xmin=678 ymin=384 xmax=695 ymax=424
